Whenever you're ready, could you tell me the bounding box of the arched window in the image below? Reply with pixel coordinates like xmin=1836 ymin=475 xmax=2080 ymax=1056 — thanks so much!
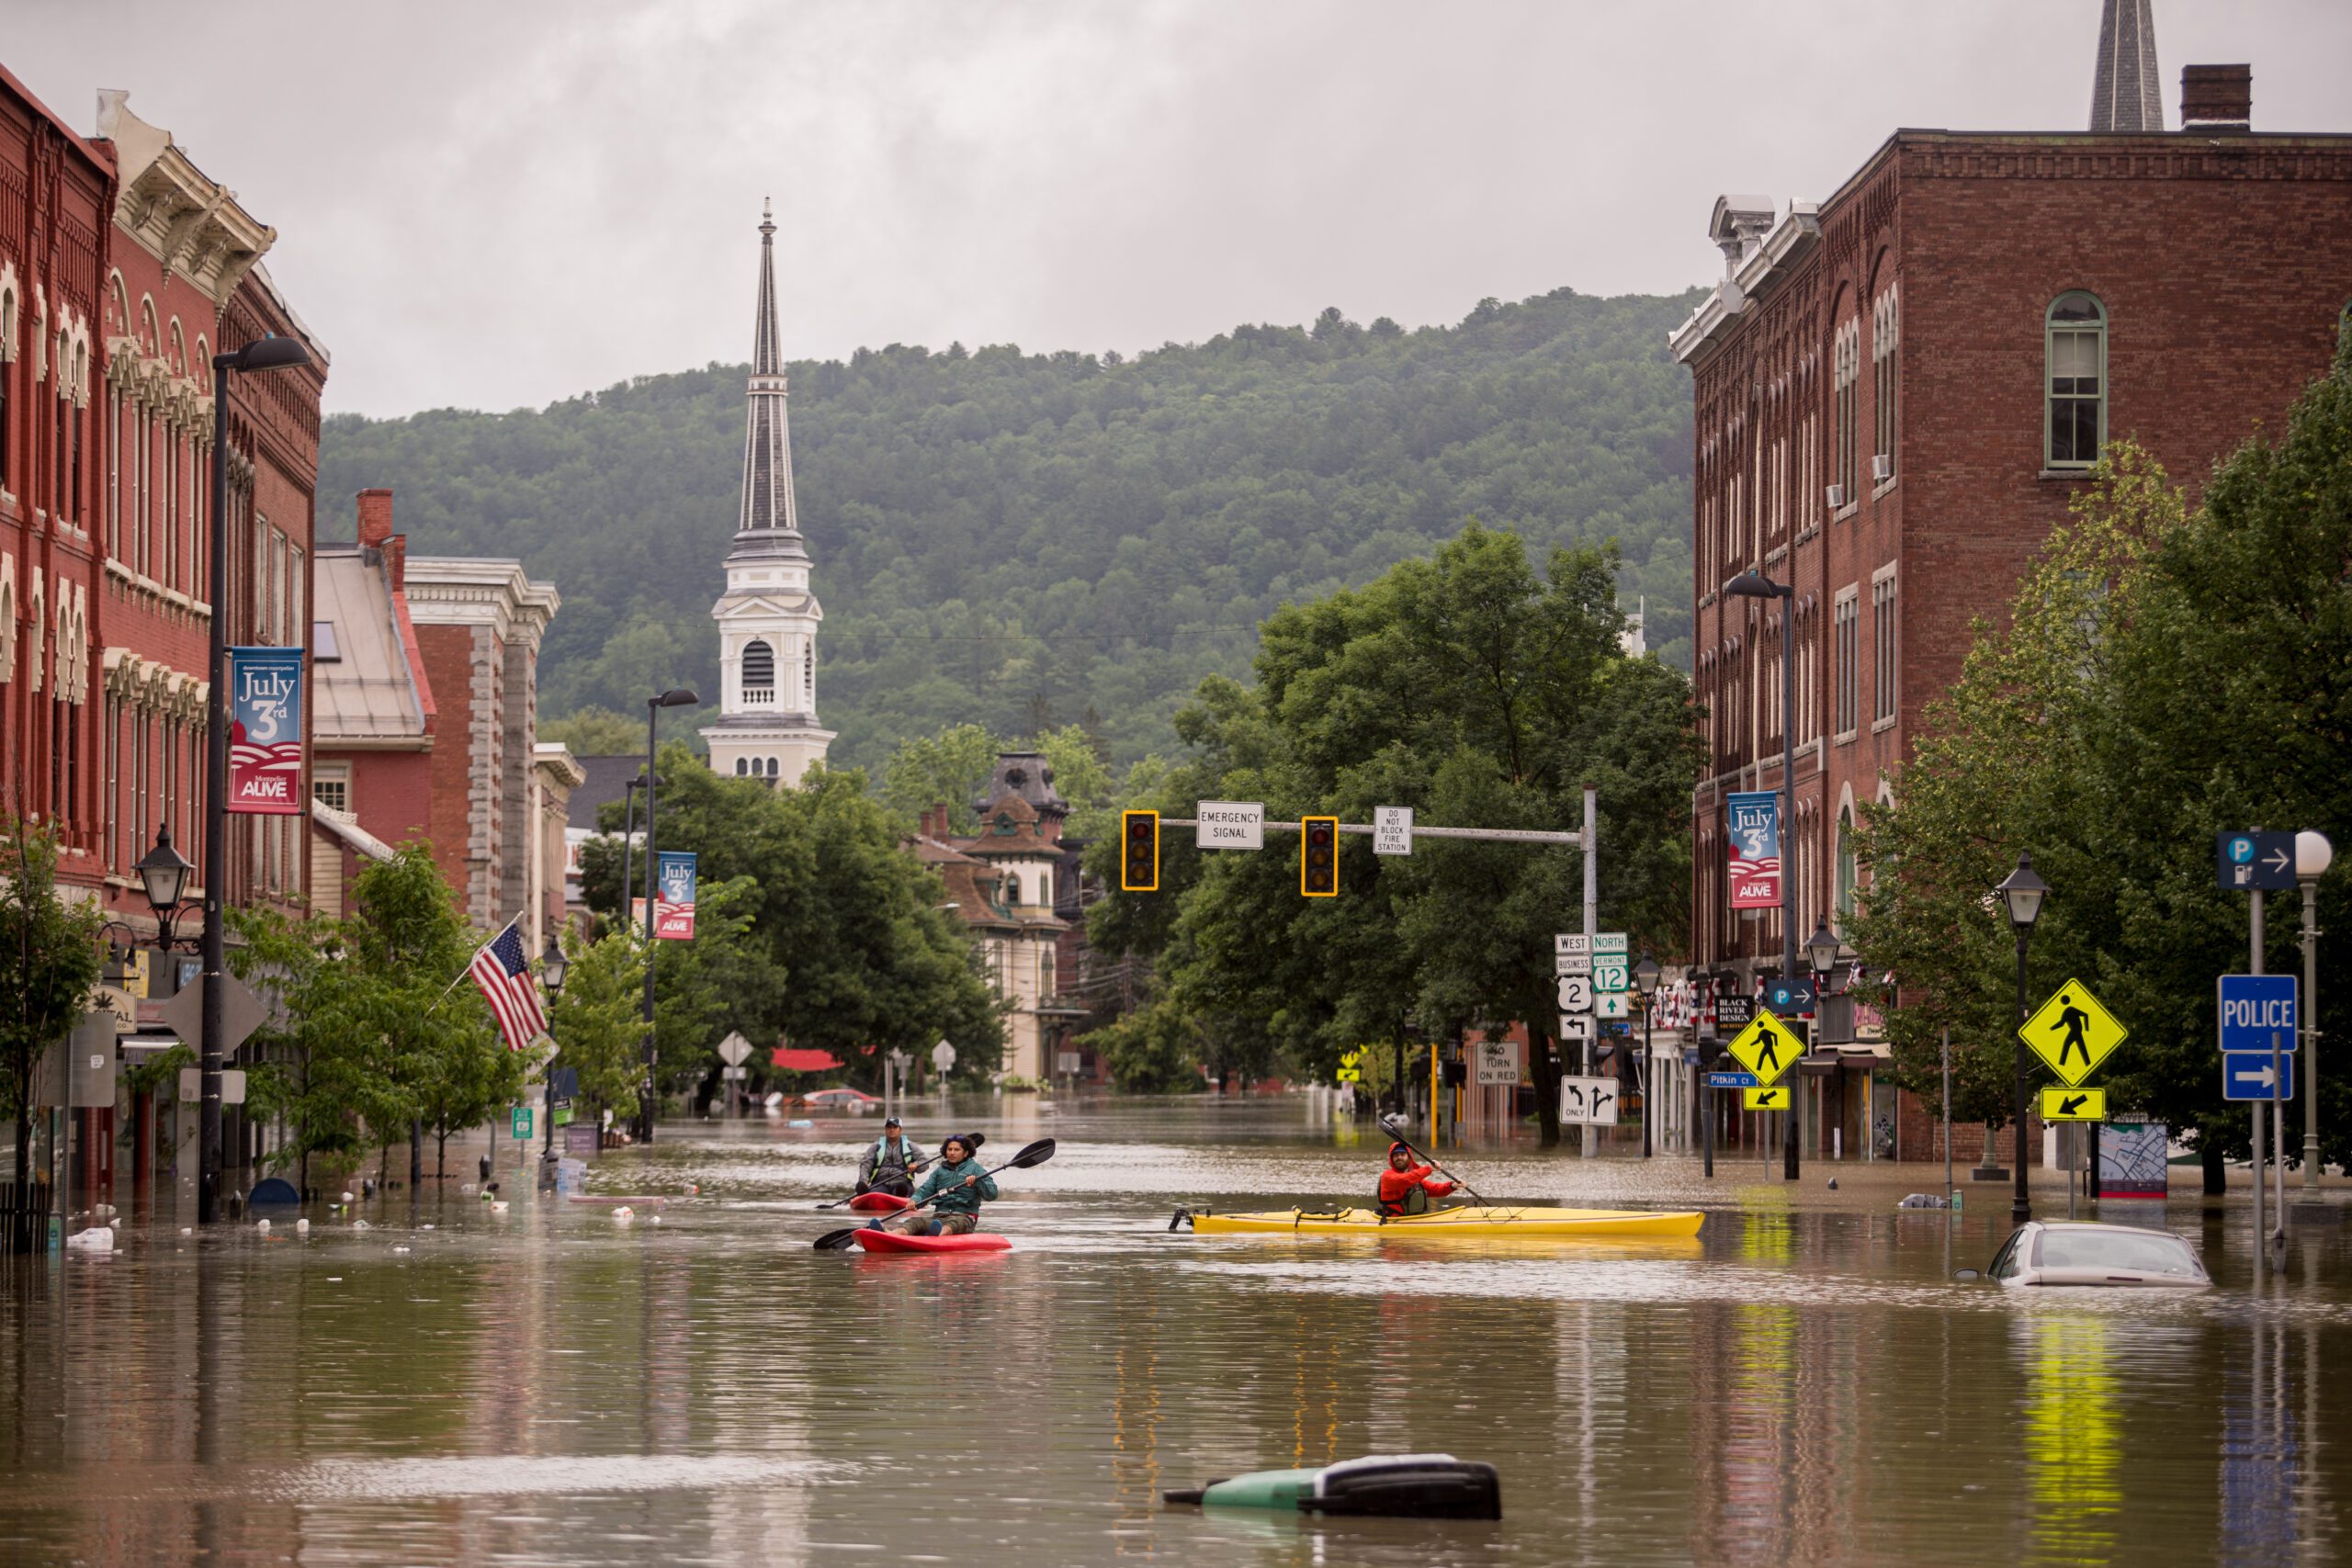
xmin=741 ymin=638 xmax=774 ymax=690
xmin=735 ymin=756 xmax=747 ymax=775
xmin=766 ymin=757 xmax=779 ymax=778
xmin=1835 ymin=807 xmax=1857 ymax=925
xmin=804 ymin=643 xmax=815 ymax=704
xmin=2045 ymin=292 xmax=2106 ymax=468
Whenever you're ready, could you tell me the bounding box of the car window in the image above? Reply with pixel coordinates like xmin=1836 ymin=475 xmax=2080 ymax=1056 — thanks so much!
xmin=2034 ymin=1229 xmax=2201 ymax=1276
xmin=1988 ymin=1232 xmax=2024 ymax=1280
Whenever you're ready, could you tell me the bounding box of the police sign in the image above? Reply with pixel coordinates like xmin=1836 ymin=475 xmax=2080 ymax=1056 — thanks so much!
xmin=2217 ymin=975 xmax=2297 ymax=1055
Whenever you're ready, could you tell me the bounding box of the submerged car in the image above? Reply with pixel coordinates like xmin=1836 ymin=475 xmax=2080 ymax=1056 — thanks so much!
xmin=800 ymin=1087 xmax=880 ymax=1111
xmin=1962 ymin=1220 xmax=2211 ymax=1288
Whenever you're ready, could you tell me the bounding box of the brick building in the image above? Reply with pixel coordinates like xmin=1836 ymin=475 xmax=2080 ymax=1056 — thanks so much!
xmin=310 ymin=488 xmax=567 ymax=942
xmin=1674 ymin=8 xmax=2352 ymax=1161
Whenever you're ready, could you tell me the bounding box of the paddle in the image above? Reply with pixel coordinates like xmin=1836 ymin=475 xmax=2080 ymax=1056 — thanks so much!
xmin=812 ymin=1137 xmax=1055 ymax=1249
xmin=816 ymin=1156 xmax=931 ymax=1210
xmin=1377 ymin=1114 xmax=1487 ymax=1204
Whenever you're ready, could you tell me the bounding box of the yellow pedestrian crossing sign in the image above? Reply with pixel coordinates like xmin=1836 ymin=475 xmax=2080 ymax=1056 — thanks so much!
xmin=1742 ymin=1084 xmax=1792 ymax=1112
xmin=1724 ymin=1012 xmax=1805 ymax=1087
xmin=2040 ymin=1087 xmax=2108 ymax=1122
xmin=2018 ymin=978 xmax=2126 ymax=1087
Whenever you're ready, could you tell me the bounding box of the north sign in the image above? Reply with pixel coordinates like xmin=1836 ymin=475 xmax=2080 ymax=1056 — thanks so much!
xmin=2018 ymin=978 xmax=2126 ymax=1087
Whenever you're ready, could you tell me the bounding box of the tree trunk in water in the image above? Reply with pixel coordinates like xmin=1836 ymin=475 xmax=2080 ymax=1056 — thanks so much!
xmin=435 ymin=1130 xmax=447 ymax=1183
xmin=11 ymin=1103 xmax=29 ymax=1253
xmin=409 ymin=1120 xmax=423 ymax=1189
xmin=1529 ymin=989 xmax=1563 ymax=1150
xmin=2201 ymin=1138 xmax=2227 ymax=1196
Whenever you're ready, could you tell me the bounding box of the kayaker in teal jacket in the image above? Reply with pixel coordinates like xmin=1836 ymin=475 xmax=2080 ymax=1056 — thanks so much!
xmin=899 ymin=1134 xmax=997 ymax=1235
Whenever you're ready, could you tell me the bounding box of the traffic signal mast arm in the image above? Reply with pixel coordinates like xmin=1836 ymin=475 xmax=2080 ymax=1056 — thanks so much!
xmin=1149 ymin=818 xmax=1585 ymax=848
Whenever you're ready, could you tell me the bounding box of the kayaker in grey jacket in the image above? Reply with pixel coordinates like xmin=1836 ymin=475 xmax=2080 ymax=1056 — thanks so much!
xmin=857 ymin=1117 xmax=927 ymax=1198
xmin=898 ymin=1135 xmax=997 ymax=1235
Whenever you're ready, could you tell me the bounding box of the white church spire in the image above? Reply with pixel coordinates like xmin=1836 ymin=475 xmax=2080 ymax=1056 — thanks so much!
xmin=703 ymin=200 xmax=833 ymax=787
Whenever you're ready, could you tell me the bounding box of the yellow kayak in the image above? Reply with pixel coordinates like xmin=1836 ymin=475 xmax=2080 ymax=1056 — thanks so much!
xmin=1182 ymin=1205 xmax=1704 ymax=1238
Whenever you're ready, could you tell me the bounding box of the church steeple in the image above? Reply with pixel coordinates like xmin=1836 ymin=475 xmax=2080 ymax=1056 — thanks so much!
xmin=2090 ymin=0 xmax=2163 ymax=132
xmin=737 ymin=197 xmax=804 ymax=544
xmin=704 ymin=200 xmax=833 ymax=787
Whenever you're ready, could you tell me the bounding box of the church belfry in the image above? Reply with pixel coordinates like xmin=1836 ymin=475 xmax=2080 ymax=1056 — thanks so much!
xmin=703 ymin=199 xmax=834 ymax=786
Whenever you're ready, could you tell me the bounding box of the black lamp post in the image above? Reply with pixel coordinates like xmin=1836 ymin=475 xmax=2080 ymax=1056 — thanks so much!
xmin=1634 ymin=951 xmax=1662 ymax=1157
xmin=198 ymin=333 xmax=312 ymax=1225
xmin=135 ymin=825 xmax=198 ymax=950
xmin=1995 ymin=852 xmax=2049 ymax=1225
xmin=1724 ymin=569 xmax=1800 ymax=1180
xmin=1695 ymin=968 xmax=1718 ymax=1179
xmin=540 ymin=929 xmax=567 ymax=1167
xmin=638 ymin=687 xmax=698 ymax=1143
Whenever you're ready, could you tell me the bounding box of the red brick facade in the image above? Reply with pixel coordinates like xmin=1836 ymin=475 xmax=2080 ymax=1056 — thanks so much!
xmin=1680 ymin=95 xmax=2352 ymax=1156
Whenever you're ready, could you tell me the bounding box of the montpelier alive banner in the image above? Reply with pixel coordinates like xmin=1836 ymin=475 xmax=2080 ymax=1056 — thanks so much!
xmin=227 ymin=647 xmax=305 ymax=815
xmin=1726 ymin=790 xmax=1781 ymax=909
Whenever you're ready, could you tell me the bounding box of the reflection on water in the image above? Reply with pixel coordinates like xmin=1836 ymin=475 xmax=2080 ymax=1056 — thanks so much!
xmin=1 ymin=1098 xmax=2346 ymax=1567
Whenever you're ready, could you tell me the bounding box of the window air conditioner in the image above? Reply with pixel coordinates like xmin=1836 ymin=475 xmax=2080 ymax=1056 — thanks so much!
xmin=1825 ymin=484 xmax=1846 ymax=510
xmin=1871 ymin=454 xmax=1893 ymax=482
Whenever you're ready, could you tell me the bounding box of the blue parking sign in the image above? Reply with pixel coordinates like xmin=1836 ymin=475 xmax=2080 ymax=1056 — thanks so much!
xmin=2217 ymin=975 xmax=2297 ymax=1054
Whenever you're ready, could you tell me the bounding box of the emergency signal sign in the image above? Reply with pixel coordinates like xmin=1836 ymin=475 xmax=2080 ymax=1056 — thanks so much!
xmin=1121 ymin=810 xmax=1159 ymax=892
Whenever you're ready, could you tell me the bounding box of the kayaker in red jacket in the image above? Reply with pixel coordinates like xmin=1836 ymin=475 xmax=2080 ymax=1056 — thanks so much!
xmin=1377 ymin=1143 xmax=1455 ymax=1216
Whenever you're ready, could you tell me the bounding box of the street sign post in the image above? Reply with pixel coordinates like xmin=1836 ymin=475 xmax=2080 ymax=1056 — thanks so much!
xmin=716 ymin=1032 xmax=752 ymax=1067
xmin=2018 ymin=978 xmax=2127 ymax=1087
xmin=932 ymin=1039 xmax=957 ymax=1075
xmin=1557 ymin=1013 xmax=1594 ymax=1043
xmin=2222 ymin=1052 xmax=2295 ymax=1101
xmin=158 ymin=974 xmax=267 ymax=1056
xmin=2217 ymin=829 xmax=2296 ymax=892
xmin=1373 ymin=807 xmax=1414 ymax=856
xmin=2039 ymin=1088 xmax=2107 ymax=1122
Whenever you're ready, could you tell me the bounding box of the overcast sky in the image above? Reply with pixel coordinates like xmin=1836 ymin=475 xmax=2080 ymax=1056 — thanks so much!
xmin=13 ymin=1 xmax=2349 ymax=417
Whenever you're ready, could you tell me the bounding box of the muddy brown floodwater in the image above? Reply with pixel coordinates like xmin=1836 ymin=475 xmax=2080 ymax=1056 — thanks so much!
xmin=3 ymin=1098 xmax=2347 ymax=1566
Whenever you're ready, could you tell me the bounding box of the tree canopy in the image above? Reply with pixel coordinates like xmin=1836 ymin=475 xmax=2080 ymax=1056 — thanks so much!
xmin=1850 ymin=320 xmax=2352 ymax=1179
xmin=317 ymin=287 xmax=1702 ymax=773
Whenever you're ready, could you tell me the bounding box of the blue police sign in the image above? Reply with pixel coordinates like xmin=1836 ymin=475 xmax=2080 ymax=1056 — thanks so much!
xmin=2217 ymin=975 xmax=2298 ymax=1054
xmin=2222 ymin=1051 xmax=2294 ymax=1102
xmin=2217 ymin=830 xmax=2296 ymax=892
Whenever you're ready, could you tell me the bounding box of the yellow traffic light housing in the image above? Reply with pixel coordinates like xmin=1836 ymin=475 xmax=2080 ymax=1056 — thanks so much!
xmin=1300 ymin=816 xmax=1339 ymax=897
xmin=1120 ymin=810 xmax=1160 ymax=892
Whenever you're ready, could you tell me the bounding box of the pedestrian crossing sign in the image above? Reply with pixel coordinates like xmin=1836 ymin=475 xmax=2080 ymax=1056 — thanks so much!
xmin=1742 ymin=1084 xmax=1792 ymax=1112
xmin=1724 ymin=1012 xmax=1805 ymax=1087
xmin=2019 ymin=978 xmax=2126 ymax=1087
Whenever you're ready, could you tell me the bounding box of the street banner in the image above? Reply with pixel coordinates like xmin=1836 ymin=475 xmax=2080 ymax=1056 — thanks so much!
xmin=654 ymin=851 xmax=696 ymax=940
xmin=226 ymin=647 xmax=305 ymax=815
xmin=1726 ymin=791 xmax=1781 ymax=908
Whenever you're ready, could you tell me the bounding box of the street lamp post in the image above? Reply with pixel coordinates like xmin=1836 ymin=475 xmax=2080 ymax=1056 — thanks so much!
xmin=638 ymin=687 xmax=698 ymax=1144
xmin=1995 ymin=852 xmax=2049 ymax=1226
xmin=199 ymin=334 xmax=312 ymax=1225
xmin=540 ymin=930 xmax=567 ymax=1168
xmin=1724 ymin=570 xmax=1800 ymax=1181
xmin=1634 ymin=952 xmax=1661 ymax=1157
xmin=135 ymin=826 xmax=197 ymax=947
xmin=1696 ymin=968 xmax=1717 ymax=1179
xmin=1805 ymin=921 xmax=1840 ymax=1156
xmin=2298 ymin=831 xmax=2333 ymax=1191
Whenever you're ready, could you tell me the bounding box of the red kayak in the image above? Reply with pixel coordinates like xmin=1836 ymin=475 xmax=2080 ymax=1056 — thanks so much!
xmin=852 ymin=1228 xmax=1011 ymax=1254
xmin=847 ymin=1192 xmax=911 ymax=1213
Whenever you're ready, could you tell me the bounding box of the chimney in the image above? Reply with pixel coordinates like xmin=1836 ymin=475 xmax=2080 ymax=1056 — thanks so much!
xmin=383 ymin=534 xmax=407 ymax=594
xmin=356 ymin=487 xmax=394 ymax=548
xmin=2181 ymin=64 xmax=2251 ymax=133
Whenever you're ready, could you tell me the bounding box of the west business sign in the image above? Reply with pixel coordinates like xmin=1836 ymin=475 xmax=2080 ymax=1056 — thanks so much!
xmin=226 ymin=647 xmax=305 ymax=815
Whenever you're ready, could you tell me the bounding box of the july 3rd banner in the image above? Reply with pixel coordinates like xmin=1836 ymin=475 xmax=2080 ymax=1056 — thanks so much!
xmin=654 ymin=851 xmax=696 ymax=940
xmin=1726 ymin=790 xmax=1781 ymax=909
xmin=227 ymin=647 xmax=305 ymax=815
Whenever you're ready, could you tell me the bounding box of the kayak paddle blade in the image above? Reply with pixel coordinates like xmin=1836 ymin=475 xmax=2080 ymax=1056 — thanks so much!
xmin=812 ymin=1227 xmax=862 ymax=1251
xmin=1005 ymin=1137 xmax=1057 ymax=1169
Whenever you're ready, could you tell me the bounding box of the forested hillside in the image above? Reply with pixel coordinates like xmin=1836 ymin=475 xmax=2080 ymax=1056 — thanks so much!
xmin=317 ymin=286 xmax=1702 ymax=772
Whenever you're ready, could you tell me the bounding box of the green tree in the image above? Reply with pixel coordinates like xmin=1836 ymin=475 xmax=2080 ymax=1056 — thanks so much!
xmin=541 ymin=706 xmax=644 ymax=755
xmin=1853 ymin=320 xmax=2352 ymax=1182
xmin=549 ymin=926 xmax=650 ymax=1125
xmin=1092 ymin=525 xmax=1702 ymax=1141
xmin=1 ymin=821 xmax=104 ymax=1248
xmin=881 ymin=723 xmax=1002 ymax=832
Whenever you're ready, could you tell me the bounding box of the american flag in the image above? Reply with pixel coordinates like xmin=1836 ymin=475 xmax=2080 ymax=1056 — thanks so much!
xmin=468 ymin=922 xmax=549 ymax=1052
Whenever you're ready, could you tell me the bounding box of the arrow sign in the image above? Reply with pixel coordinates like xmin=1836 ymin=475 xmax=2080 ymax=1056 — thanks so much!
xmin=2222 ymin=1051 xmax=2294 ymax=1101
xmin=2039 ymin=1087 xmax=2108 ymax=1122
xmin=1742 ymin=1085 xmax=1788 ymax=1111
xmin=2217 ymin=829 xmax=2296 ymax=892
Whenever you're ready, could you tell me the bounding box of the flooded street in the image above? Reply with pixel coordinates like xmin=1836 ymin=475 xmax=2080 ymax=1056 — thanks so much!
xmin=4 ymin=1099 xmax=2347 ymax=1566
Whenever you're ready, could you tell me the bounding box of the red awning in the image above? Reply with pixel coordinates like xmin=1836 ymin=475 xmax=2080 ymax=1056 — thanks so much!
xmin=772 ymin=1047 xmax=844 ymax=1072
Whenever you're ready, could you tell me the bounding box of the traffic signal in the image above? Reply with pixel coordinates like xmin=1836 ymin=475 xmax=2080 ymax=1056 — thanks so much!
xmin=1121 ymin=809 xmax=1159 ymax=892
xmin=1300 ymin=816 xmax=1339 ymax=897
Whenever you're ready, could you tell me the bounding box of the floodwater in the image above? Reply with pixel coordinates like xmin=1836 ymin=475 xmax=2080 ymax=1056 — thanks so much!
xmin=3 ymin=1098 xmax=2347 ymax=1567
